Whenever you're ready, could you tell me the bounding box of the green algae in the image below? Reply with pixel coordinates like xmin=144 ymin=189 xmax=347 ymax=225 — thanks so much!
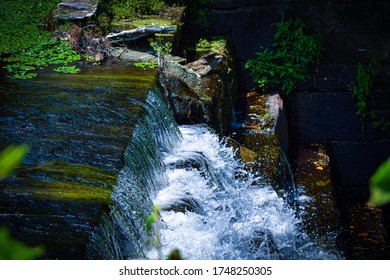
xmin=32 ymin=182 xmax=112 ymax=203
xmin=6 ymin=161 xmax=114 ymax=203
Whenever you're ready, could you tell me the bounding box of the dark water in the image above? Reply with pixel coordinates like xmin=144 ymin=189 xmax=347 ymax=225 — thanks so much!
xmin=0 ymin=64 xmax=157 ymax=259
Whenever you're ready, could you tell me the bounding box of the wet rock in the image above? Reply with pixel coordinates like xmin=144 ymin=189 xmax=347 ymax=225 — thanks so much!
xmin=240 ymin=92 xmax=289 ymax=188
xmin=109 ymin=47 xmax=157 ymax=62
xmin=106 ymin=26 xmax=176 ymax=43
xmin=161 ymin=197 xmax=206 ymax=215
xmin=53 ymin=0 xmax=98 ymax=20
xmin=293 ymin=144 xmax=341 ymax=253
xmin=163 ymin=38 xmax=237 ymax=135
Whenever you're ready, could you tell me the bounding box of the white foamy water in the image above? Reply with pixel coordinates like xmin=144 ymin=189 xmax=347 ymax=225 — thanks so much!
xmin=147 ymin=125 xmax=339 ymax=260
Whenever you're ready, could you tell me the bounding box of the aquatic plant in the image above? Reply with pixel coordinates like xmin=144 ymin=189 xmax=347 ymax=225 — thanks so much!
xmin=0 ymin=0 xmax=80 ymax=79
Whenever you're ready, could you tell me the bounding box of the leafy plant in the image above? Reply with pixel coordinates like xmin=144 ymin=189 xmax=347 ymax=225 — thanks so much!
xmin=134 ymin=61 xmax=158 ymax=69
xmin=150 ymin=41 xmax=172 ymax=56
xmin=0 ymin=144 xmax=44 ymax=260
xmin=0 ymin=145 xmax=29 ymax=181
xmin=348 ymin=56 xmax=389 ymax=129
xmin=369 ymin=157 xmax=390 ymax=207
xmin=245 ymin=17 xmax=321 ymax=95
xmin=348 ymin=56 xmax=380 ymax=119
xmin=0 ymin=226 xmax=44 ymax=260
xmin=54 ymin=65 xmax=81 ymax=74
xmin=146 ymin=205 xmax=162 ymax=250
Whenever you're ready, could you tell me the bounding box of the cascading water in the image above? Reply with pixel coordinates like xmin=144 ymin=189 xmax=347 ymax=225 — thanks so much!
xmin=89 ymin=87 xmax=342 ymax=260
xmin=147 ymin=125 xmax=339 ymax=260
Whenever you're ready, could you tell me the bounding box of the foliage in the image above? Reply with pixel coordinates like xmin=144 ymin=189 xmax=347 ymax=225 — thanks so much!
xmin=166 ymin=249 xmax=183 ymax=260
xmin=0 ymin=0 xmax=80 ymax=79
xmin=0 ymin=145 xmax=44 ymax=260
xmin=146 ymin=205 xmax=162 ymax=250
xmin=348 ymin=56 xmax=380 ymax=119
xmin=134 ymin=61 xmax=158 ymax=69
xmin=150 ymin=41 xmax=172 ymax=56
xmin=369 ymin=157 xmax=390 ymax=207
xmin=146 ymin=206 xmax=183 ymax=259
xmin=348 ymin=56 xmax=389 ymax=130
xmin=0 ymin=226 xmax=44 ymax=260
xmin=110 ymin=0 xmax=167 ymax=20
xmin=0 ymin=145 xmax=29 ymax=181
xmin=245 ymin=17 xmax=321 ymax=95
xmin=5 ymin=39 xmax=81 ymax=78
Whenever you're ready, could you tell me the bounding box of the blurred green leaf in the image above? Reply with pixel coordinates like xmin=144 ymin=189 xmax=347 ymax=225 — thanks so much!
xmin=369 ymin=157 xmax=390 ymax=207
xmin=166 ymin=249 xmax=183 ymax=260
xmin=0 ymin=145 xmax=29 ymax=181
xmin=0 ymin=226 xmax=44 ymax=260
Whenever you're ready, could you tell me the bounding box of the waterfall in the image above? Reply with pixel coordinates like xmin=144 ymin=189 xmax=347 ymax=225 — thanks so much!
xmin=87 ymin=89 xmax=181 ymax=259
xmin=88 ymin=86 xmax=341 ymax=260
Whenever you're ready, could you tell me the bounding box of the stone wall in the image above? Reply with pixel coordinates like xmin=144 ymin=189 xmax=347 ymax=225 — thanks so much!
xmin=206 ymin=0 xmax=390 ymax=258
xmin=207 ymin=0 xmax=389 ymax=185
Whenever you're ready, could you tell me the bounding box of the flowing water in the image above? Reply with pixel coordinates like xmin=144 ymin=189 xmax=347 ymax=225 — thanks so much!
xmin=89 ymin=89 xmax=342 ymax=260
xmin=1 ymin=64 xmax=342 ymax=260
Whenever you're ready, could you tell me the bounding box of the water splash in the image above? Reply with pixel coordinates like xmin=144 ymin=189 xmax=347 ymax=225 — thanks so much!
xmin=147 ymin=125 xmax=340 ymax=260
xmin=88 ymin=89 xmax=341 ymax=260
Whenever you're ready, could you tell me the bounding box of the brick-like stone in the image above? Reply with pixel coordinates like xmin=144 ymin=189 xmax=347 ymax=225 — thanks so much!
xmin=332 ymin=141 xmax=390 ymax=187
xmin=288 ymin=91 xmax=363 ymax=143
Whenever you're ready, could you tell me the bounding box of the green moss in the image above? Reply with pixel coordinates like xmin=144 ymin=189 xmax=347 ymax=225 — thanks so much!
xmin=31 ymin=161 xmax=117 ymax=188
xmin=243 ymin=133 xmax=280 ymax=185
xmin=31 ymin=181 xmax=112 ymax=203
xmin=8 ymin=160 xmax=115 ymax=204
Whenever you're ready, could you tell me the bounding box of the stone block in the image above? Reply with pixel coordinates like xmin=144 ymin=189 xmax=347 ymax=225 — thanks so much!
xmin=294 ymin=144 xmax=340 ymax=252
xmin=230 ymin=7 xmax=279 ymax=61
xmin=241 ymin=92 xmax=289 ymax=187
xmin=208 ymin=9 xmax=231 ymax=35
xmin=344 ymin=0 xmax=384 ymax=34
xmin=332 ymin=141 xmax=390 ymax=187
xmin=288 ymin=91 xmax=362 ymax=143
xmin=298 ymin=64 xmax=358 ymax=92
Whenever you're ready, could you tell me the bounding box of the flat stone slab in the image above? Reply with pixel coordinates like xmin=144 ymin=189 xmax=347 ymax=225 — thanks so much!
xmin=53 ymin=0 xmax=98 ymax=20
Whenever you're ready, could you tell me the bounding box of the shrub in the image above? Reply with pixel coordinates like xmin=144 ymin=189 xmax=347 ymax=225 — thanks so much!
xmin=245 ymin=17 xmax=321 ymax=95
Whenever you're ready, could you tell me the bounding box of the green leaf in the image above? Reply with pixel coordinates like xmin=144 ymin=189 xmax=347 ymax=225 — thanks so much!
xmin=0 ymin=145 xmax=29 ymax=181
xmin=369 ymin=157 xmax=390 ymax=207
xmin=0 ymin=226 xmax=44 ymax=260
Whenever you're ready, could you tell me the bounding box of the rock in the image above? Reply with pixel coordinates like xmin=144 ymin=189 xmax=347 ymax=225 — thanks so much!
xmin=106 ymin=26 xmax=176 ymax=42
xmin=108 ymin=47 xmax=157 ymax=62
xmin=53 ymin=0 xmax=99 ymax=20
xmin=163 ymin=60 xmax=202 ymax=93
xmin=186 ymin=52 xmax=224 ymax=76
xmin=240 ymin=92 xmax=289 ymax=188
xmin=288 ymin=91 xmax=363 ymax=143
xmin=163 ymin=38 xmax=237 ymax=135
